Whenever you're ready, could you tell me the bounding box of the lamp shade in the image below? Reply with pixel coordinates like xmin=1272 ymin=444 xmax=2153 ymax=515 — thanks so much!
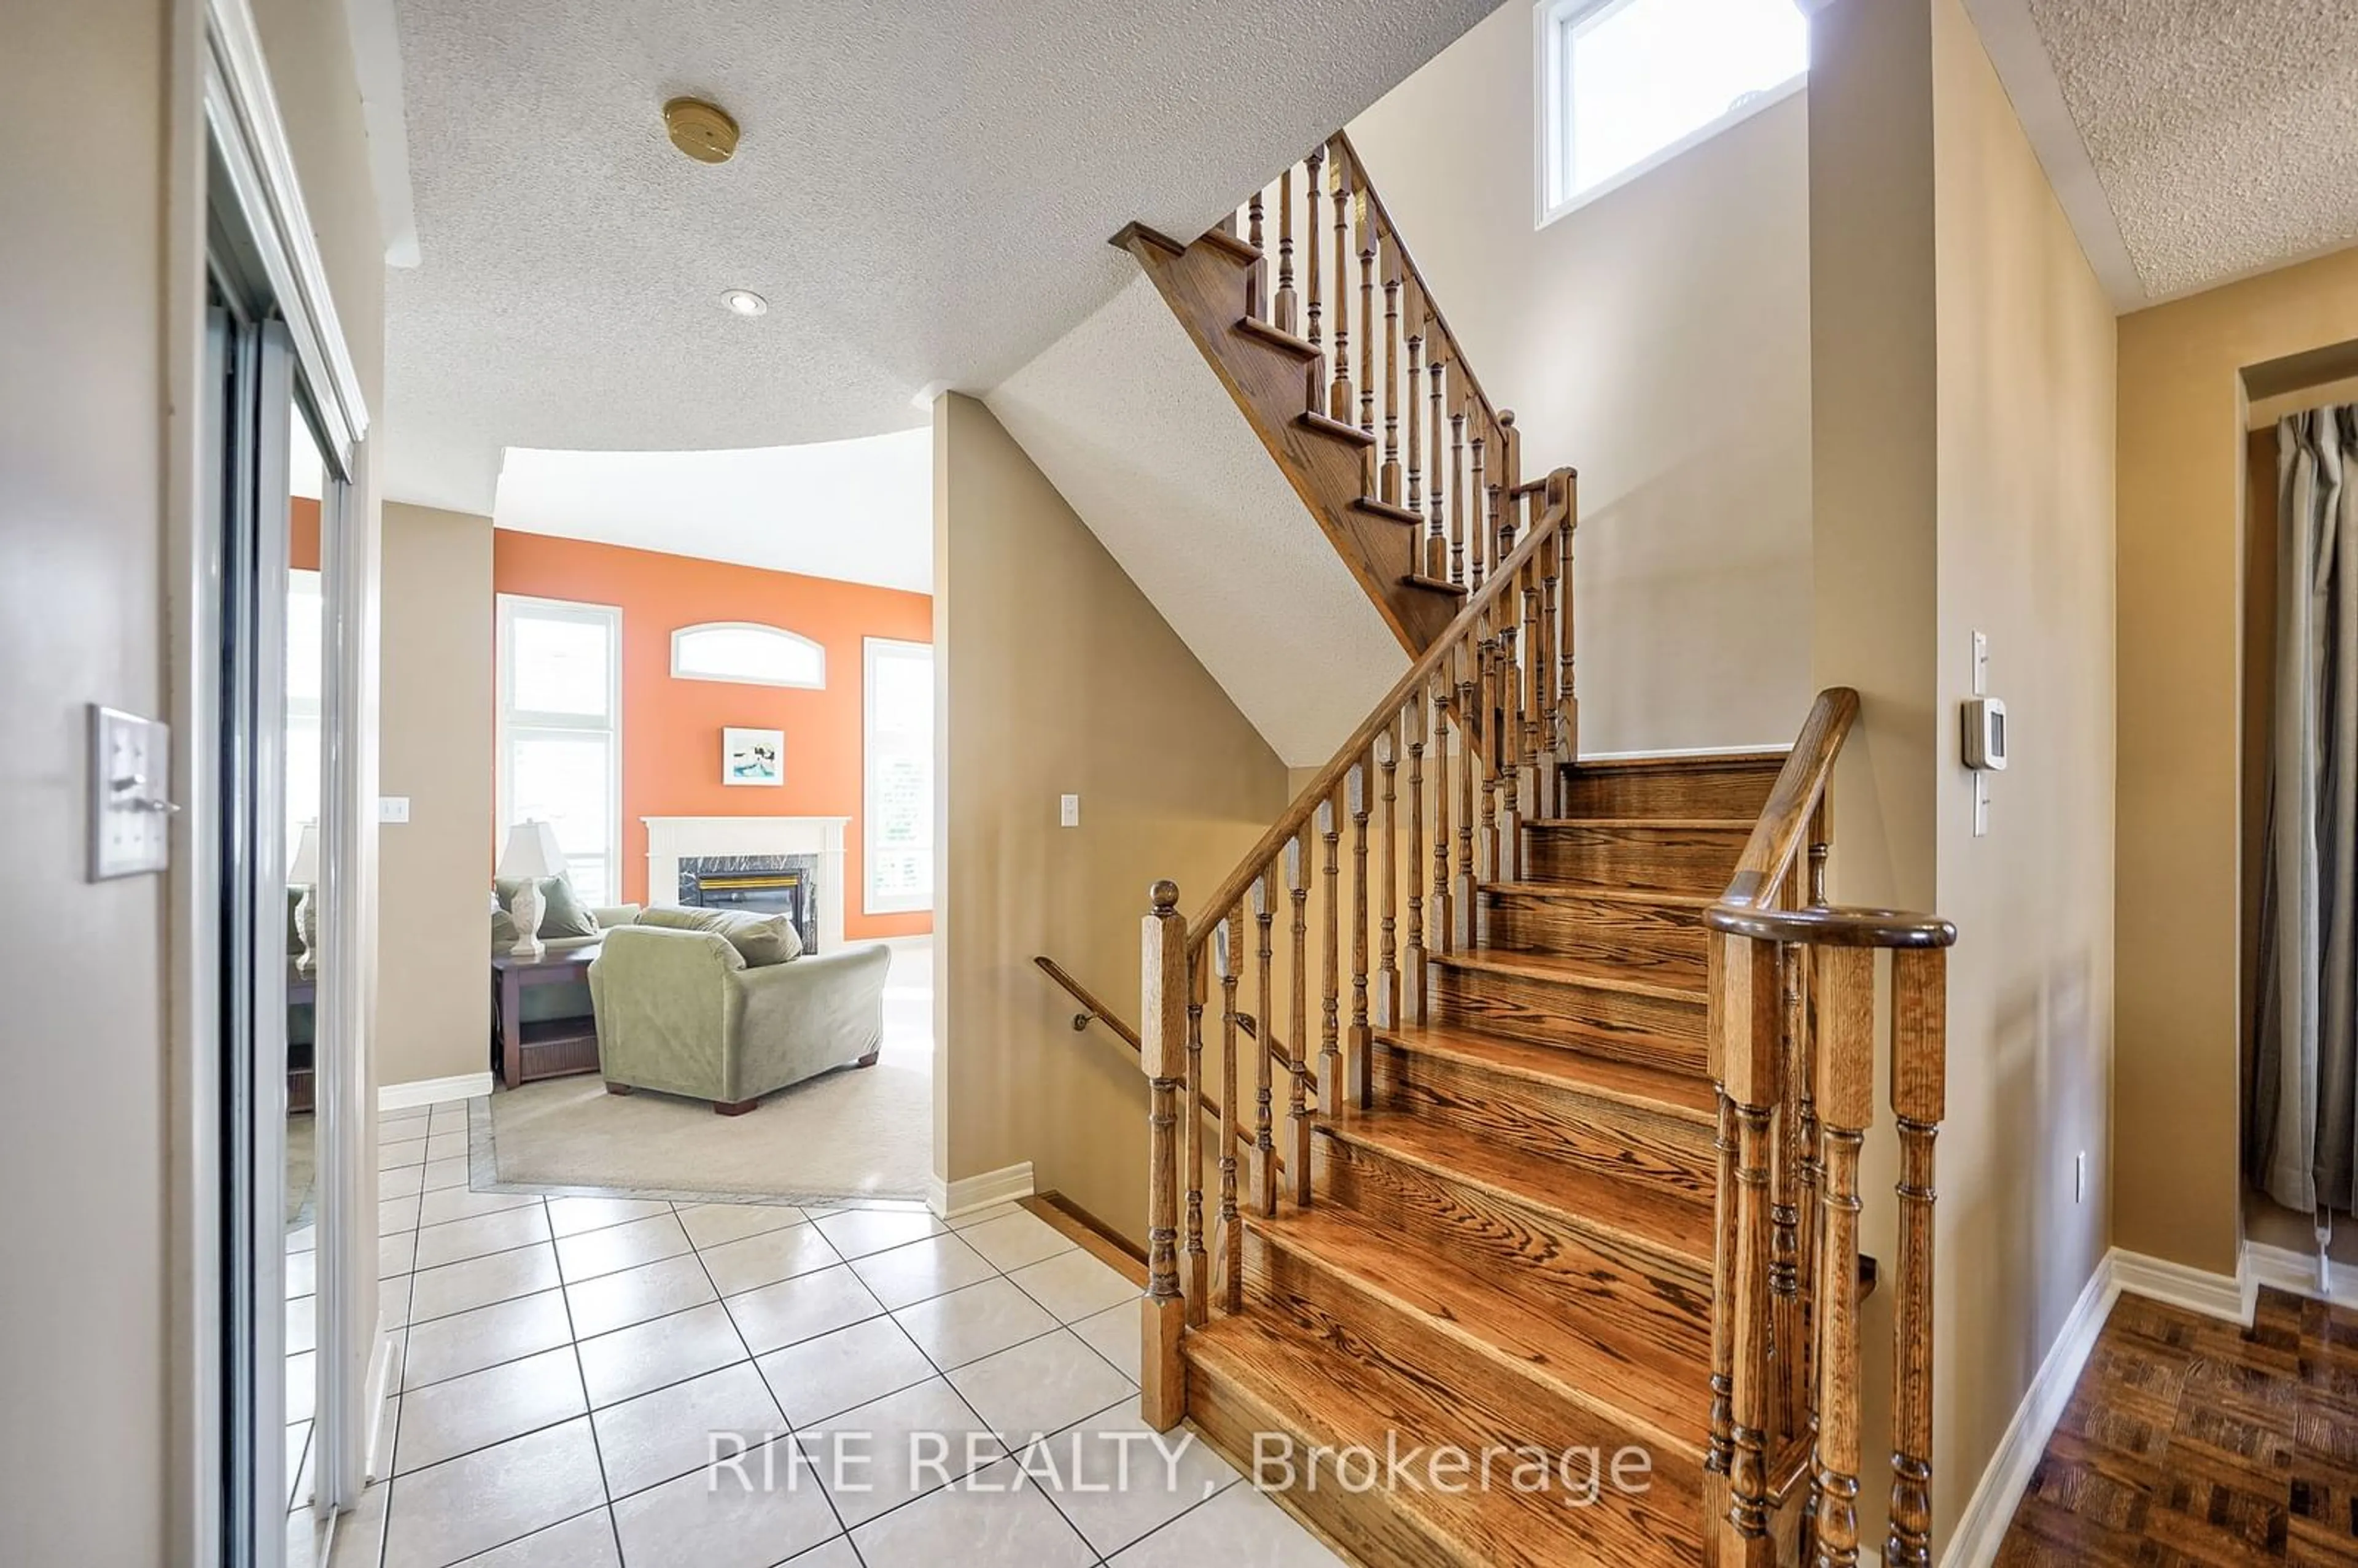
xmin=289 ymin=820 xmax=321 ymax=885
xmin=497 ymin=820 xmax=569 ymax=880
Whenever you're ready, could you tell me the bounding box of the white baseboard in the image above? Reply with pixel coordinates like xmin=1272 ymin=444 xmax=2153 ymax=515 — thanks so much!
xmin=2244 ymin=1240 xmax=2358 ymax=1310
xmin=378 ymin=1071 xmax=493 ymax=1112
xmin=2109 ymin=1246 xmax=2251 ymax=1324
xmin=363 ymin=1320 xmax=396 ymax=1482
xmin=927 ymin=1162 xmax=1034 ymax=1220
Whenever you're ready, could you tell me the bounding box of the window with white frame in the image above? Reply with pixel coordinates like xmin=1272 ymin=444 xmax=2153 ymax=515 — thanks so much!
xmin=863 ymin=638 xmax=934 ymax=915
xmin=671 ymin=621 xmax=826 ymax=689
xmin=497 ymin=595 xmax=622 ymax=904
xmin=1539 ymin=0 xmax=1808 ymax=222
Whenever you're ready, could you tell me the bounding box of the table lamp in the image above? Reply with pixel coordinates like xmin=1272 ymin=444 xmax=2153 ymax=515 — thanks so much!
xmin=289 ymin=820 xmax=320 ymax=972
xmin=497 ymin=820 xmax=568 ymax=961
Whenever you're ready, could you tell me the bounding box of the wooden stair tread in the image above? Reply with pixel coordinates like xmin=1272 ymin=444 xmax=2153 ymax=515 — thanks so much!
xmin=1351 ymin=494 xmax=1427 ymax=527
xmin=1185 ymin=1311 xmax=1702 ymax=1567
xmin=1527 ymin=815 xmax=1756 ymax=830
xmin=1318 ymin=1104 xmax=1713 ymax=1267
xmin=1401 ymin=572 xmax=1468 ymax=598
xmin=1296 ymin=408 xmax=1377 ymax=447
xmin=1248 ymin=1202 xmax=1710 ymax=1456
xmin=1479 ymin=880 xmax=1713 ymax=908
xmin=1197 ymin=227 xmax=1262 ymax=265
xmin=1236 ymin=314 xmax=1320 ymax=360
xmin=1562 ymin=749 xmax=1788 ymax=774
xmin=1372 ymin=1020 xmax=1716 ymax=1120
xmin=1432 ymin=946 xmax=1706 ymax=1006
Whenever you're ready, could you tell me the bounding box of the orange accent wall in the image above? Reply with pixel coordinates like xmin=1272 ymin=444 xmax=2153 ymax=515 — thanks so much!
xmin=290 ymin=496 xmax=321 ymax=570
xmin=491 ymin=532 xmax=934 ymax=939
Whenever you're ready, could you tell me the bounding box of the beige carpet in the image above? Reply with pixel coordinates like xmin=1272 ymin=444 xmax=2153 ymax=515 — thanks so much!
xmin=483 ymin=943 xmax=934 ymax=1203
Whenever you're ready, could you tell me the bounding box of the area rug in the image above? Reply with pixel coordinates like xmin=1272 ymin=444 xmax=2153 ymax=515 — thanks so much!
xmin=477 ymin=946 xmax=935 ymax=1204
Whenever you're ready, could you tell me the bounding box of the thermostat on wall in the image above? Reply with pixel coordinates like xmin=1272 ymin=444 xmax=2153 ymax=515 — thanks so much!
xmin=1963 ymin=696 xmax=2008 ymax=771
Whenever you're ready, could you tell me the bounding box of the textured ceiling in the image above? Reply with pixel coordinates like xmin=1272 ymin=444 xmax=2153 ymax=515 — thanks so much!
xmin=383 ymin=0 xmax=1497 ymax=513
xmin=492 ymin=429 xmax=930 ymax=592
xmin=989 ymin=276 xmax=1405 ymax=766
xmin=2006 ymin=0 xmax=2358 ymax=304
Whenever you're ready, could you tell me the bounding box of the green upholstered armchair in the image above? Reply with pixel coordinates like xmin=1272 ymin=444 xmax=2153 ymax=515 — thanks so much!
xmin=587 ymin=926 xmax=891 ymax=1114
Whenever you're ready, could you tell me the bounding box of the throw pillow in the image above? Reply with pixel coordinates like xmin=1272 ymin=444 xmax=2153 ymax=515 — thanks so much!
xmin=636 ymin=904 xmax=803 ymax=967
xmin=492 ymin=875 xmax=601 ymax=942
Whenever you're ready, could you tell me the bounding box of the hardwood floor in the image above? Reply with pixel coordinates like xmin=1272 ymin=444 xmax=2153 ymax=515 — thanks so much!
xmin=2001 ymin=1286 xmax=2358 ymax=1566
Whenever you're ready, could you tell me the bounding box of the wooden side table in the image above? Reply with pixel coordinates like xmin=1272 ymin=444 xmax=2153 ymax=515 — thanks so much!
xmin=491 ymin=944 xmax=602 ymax=1089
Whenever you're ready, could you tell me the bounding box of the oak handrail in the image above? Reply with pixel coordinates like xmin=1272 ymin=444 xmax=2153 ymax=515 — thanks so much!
xmin=1716 ymin=686 xmax=1859 ymax=910
xmin=1704 ymin=904 xmax=1958 ymax=949
xmin=1186 ymin=474 xmax=1574 ymax=947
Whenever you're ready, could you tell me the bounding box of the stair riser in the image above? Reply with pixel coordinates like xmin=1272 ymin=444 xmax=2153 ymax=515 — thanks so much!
xmin=1314 ymin=1133 xmax=1710 ymax=1365
xmin=1245 ymin=1229 xmax=1709 ymax=1465
xmin=1433 ymin=964 xmax=1708 ymax=1074
xmin=1481 ymin=889 xmax=1706 ymax=987
xmin=1523 ymin=822 xmax=1748 ymax=896
xmin=1369 ymin=1044 xmax=1715 ymax=1208
xmin=1557 ymin=761 xmax=1783 ymax=820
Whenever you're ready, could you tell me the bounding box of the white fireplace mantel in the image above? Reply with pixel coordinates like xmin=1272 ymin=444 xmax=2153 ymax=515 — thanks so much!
xmin=644 ymin=816 xmax=850 ymax=952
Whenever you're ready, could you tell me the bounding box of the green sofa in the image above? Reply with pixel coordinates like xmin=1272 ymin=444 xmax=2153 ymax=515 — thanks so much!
xmin=588 ymin=922 xmax=892 ymax=1114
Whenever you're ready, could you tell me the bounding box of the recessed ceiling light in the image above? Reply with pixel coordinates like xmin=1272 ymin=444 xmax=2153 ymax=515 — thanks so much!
xmin=721 ymin=289 xmax=768 ymax=318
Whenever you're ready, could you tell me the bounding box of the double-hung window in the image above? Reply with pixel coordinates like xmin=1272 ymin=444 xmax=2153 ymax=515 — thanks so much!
xmin=497 ymin=595 xmax=623 ymax=904
xmin=1539 ymin=0 xmax=1808 ymax=222
xmin=863 ymin=638 xmax=935 ymax=915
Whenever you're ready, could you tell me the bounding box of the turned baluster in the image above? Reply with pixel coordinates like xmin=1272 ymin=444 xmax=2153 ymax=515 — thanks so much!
xmin=1318 ymin=794 xmax=1342 ymax=1117
xmin=1404 ymin=701 xmax=1426 ymax=1023
xmin=1183 ymin=953 xmax=1208 ymax=1326
xmin=1770 ymin=934 xmax=1806 ymax=1457
xmin=1717 ymin=930 xmax=1784 ymax=1566
xmin=1468 ymin=429 xmax=1488 ymax=590
xmin=1274 ymin=168 xmax=1297 ymax=336
xmin=1706 ymin=1083 xmax=1738 ymax=1493
xmin=1215 ymin=911 xmax=1243 ymax=1314
xmin=1347 ymin=763 xmax=1371 ymax=1106
xmin=1358 ymin=208 xmax=1378 ymax=440
xmin=1534 ymin=515 xmax=1561 ymax=815
xmin=1810 ymin=944 xmax=1875 ymax=1568
xmin=1427 ymin=356 xmax=1447 ymax=579
xmin=1555 ymin=491 xmax=1579 ymax=761
xmin=1304 ymin=148 xmax=1325 ymax=360
xmin=1449 ymin=408 xmax=1468 ymax=586
xmin=1376 ymin=727 xmax=1399 ymax=1028
xmin=1454 ymin=643 xmax=1479 ymax=948
xmin=1251 ymin=874 xmax=1277 ymax=1217
xmin=1887 ymin=947 xmax=1945 ymax=1568
xmin=1285 ymin=835 xmax=1312 ymax=1206
xmin=1477 ymin=636 xmax=1502 ymax=882
xmin=1404 ymin=290 xmax=1423 ymax=522
xmin=1244 ymin=192 xmax=1267 ymax=321
xmin=1431 ymin=667 xmax=1456 ymax=955
xmin=1380 ymin=239 xmax=1401 ymax=502
xmin=1329 ymin=150 xmax=1353 ymax=423
xmin=1519 ymin=559 xmax=1544 ymax=821
xmin=1141 ymin=882 xmax=1188 ymax=1430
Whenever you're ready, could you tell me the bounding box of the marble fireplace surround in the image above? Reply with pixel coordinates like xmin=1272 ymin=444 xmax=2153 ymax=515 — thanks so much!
xmin=644 ymin=816 xmax=849 ymax=953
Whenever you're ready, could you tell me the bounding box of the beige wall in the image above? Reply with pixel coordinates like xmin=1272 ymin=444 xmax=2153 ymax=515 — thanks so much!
xmin=1929 ymin=0 xmax=2119 ymax=1541
xmin=2115 ymin=246 xmax=2358 ymax=1271
xmin=378 ymin=504 xmax=494 ymax=1086
xmin=935 ymin=394 xmax=1290 ymax=1236
xmin=1348 ymin=9 xmax=1813 ymax=753
xmin=0 ymin=0 xmax=382 ymax=1558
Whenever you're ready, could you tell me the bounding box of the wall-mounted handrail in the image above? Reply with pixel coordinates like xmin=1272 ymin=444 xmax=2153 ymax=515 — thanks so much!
xmin=1034 ymin=954 xmax=1140 ymax=1049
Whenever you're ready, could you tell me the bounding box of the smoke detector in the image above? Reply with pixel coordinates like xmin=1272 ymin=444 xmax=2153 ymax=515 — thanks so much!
xmin=663 ymin=98 xmax=739 ymax=164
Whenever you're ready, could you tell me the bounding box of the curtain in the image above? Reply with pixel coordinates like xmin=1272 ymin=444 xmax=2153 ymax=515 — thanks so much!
xmin=2252 ymin=406 xmax=2358 ymax=1213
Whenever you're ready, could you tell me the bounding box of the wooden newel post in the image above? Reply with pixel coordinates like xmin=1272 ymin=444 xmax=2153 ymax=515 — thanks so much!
xmin=1140 ymin=879 xmax=1189 ymax=1432
xmin=1810 ymin=944 xmax=1876 ymax=1568
xmin=1886 ymin=946 xmax=1946 ymax=1568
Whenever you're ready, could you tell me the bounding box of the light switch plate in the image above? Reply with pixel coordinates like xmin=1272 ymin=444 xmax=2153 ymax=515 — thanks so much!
xmin=1059 ymin=793 xmax=1080 ymax=828
xmin=379 ymin=796 xmax=411 ymax=823
xmin=88 ymin=704 xmax=173 ymax=880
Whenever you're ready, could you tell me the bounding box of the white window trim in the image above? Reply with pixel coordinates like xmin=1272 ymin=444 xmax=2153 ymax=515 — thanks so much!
xmin=496 ymin=593 xmax=623 ymax=904
xmin=862 ymin=636 xmax=934 ymax=916
xmin=1533 ymin=0 xmax=1808 ymax=230
xmin=670 ymin=620 xmax=827 ymax=689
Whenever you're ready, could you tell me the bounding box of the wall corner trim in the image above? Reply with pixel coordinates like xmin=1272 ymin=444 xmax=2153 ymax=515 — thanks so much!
xmin=377 ymin=1071 xmax=495 ymax=1112
xmin=927 ymin=1162 xmax=1036 ymax=1220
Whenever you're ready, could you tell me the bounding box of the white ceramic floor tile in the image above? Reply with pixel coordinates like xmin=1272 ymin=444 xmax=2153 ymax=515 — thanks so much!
xmin=1107 ymin=1480 xmax=1347 ymax=1567
xmin=850 ymin=1457 xmax=1094 ymax=1568
xmin=609 ymin=1435 xmax=841 ymax=1568
xmin=287 ymin=1295 xmax=317 ymax=1357
xmin=946 ymin=1328 xmax=1138 ymax=1442
xmin=795 ymin=1377 xmax=1003 ymax=1529
xmin=1007 ymin=1248 xmax=1137 ymax=1324
xmin=892 ymin=1278 xmax=1058 ymax=1371
xmin=675 ymin=1200 xmax=809 ymax=1251
xmin=378 ymin=1165 xmax=426 ymax=1200
xmin=556 ymin=1212 xmax=692 ymax=1284
xmin=755 ymin=1315 xmax=936 ymax=1427
xmin=287 ymin=1420 xmax=313 ymax=1510
xmin=418 ymin=1185 xmax=542 ymax=1230
xmin=286 ymin=1222 xmax=317 ymax=1255
xmin=414 ymin=1204 xmax=553 ymax=1271
xmin=724 ymin=1264 xmax=887 ymax=1356
xmin=576 ymin=1302 xmax=747 ymax=1409
xmin=956 ymin=1209 xmax=1078 ymax=1273
xmin=379 ymin=1111 xmax=430 ymax=1139
xmin=782 ymin=1538 xmax=861 ymax=1568
xmin=287 ymin=1351 xmax=317 ymax=1425
xmin=564 ymin=1254 xmax=717 ymax=1340
xmin=1041 ymin=1402 xmax=1239 ymax=1556
xmin=812 ymin=1207 xmax=946 ymax=1260
xmin=409 ymin=1243 xmax=562 ymax=1325
xmin=421 ymin=1156 xmax=473 ymax=1192
xmin=381 ymin=1193 xmax=422 ymax=1236
xmin=381 ymin=1418 xmax=605 ymax=1568
xmin=451 ymin=1505 xmax=618 ymax=1566
xmin=380 ymin=1138 xmax=427 ymax=1171
xmin=944 ymin=1201 xmax=1022 ymax=1231
xmin=545 ymin=1195 xmax=673 ymax=1238
xmin=849 ymin=1231 xmax=998 ymax=1311
xmin=382 ymin=1274 xmax=414 ymax=1331
xmin=379 ymin=1230 xmax=418 ymax=1279
xmin=1070 ymin=1302 xmax=1143 ymax=1384
xmin=426 ymin=1131 xmax=470 ymax=1163
xmin=323 ymin=1476 xmax=387 ymax=1568
xmin=401 ymin=1289 xmax=572 ymax=1391
xmin=395 ymin=1346 xmax=586 ymax=1473
xmin=591 ymin=1362 xmax=785 ymax=1500
xmin=698 ymin=1220 xmax=841 ymax=1298
xmin=286 ymin=1249 xmax=317 ymax=1300
xmin=372 ymin=1394 xmax=401 ymax=1481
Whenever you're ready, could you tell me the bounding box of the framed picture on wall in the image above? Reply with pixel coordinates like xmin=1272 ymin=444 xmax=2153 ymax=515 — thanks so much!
xmin=722 ymin=726 xmax=784 ymax=786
